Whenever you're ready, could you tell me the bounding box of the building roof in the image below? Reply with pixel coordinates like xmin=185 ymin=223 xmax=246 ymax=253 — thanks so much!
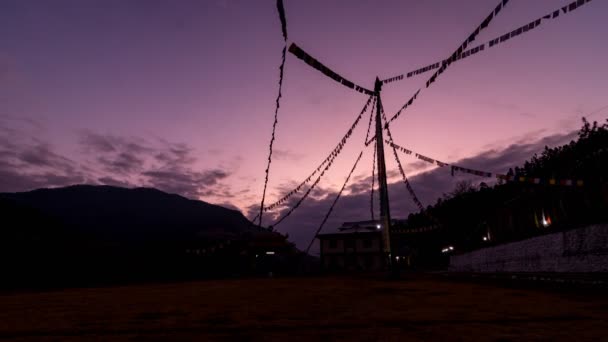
xmin=317 ymin=219 xmax=436 ymax=238
xmin=317 ymin=219 xmax=404 ymax=237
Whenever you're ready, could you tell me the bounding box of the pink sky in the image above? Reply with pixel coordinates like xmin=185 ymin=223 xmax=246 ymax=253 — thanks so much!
xmin=1 ymin=0 xmax=607 ymax=238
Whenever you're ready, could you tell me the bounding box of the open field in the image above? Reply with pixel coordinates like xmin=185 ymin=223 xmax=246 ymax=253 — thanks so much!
xmin=1 ymin=275 xmax=607 ymax=341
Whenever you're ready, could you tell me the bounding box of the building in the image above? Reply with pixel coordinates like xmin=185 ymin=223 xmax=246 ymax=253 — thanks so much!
xmin=318 ymin=220 xmax=445 ymax=272
xmin=317 ymin=220 xmax=386 ymax=271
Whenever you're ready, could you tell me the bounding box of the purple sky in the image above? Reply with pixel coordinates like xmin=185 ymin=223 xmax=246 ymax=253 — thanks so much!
xmin=1 ymin=0 xmax=607 ymax=251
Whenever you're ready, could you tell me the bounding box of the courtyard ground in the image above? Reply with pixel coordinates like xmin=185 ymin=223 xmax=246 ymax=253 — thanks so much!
xmin=1 ymin=274 xmax=607 ymax=341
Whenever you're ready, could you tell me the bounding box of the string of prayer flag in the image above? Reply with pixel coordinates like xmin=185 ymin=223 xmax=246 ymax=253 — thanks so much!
xmin=386 ymin=140 xmax=585 ymax=187
xmin=276 ymin=0 xmax=288 ymax=41
xmin=306 ymin=150 xmax=364 ymax=254
xmin=258 ymin=1 xmax=292 ymax=226
xmin=380 ymin=101 xmax=426 ymax=212
xmin=288 ymin=43 xmax=375 ymax=96
xmin=266 ymin=96 xmax=374 ymax=227
xmin=364 ymin=97 xmax=378 ymax=144
xmin=382 ymin=0 xmax=593 ymax=84
xmin=387 ymin=0 xmax=509 ymax=124
xmin=261 ymin=95 xmax=373 ymax=213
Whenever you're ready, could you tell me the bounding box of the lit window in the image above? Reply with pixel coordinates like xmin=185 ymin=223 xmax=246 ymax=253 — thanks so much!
xmin=542 ymin=211 xmax=551 ymax=227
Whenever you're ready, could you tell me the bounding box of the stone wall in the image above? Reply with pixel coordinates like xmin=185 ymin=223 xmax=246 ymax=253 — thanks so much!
xmin=449 ymin=224 xmax=608 ymax=273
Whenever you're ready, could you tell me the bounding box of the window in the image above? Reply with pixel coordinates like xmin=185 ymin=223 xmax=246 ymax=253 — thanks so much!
xmin=329 ymin=239 xmax=337 ymax=249
xmin=363 ymin=238 xmax=372 ymax=249
xmin=344 ymin=239 xmax=355 ymax=249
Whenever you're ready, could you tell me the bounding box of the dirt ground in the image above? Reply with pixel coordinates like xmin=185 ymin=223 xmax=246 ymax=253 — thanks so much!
xmin=0 ymin=275 xmax=607 ymax=341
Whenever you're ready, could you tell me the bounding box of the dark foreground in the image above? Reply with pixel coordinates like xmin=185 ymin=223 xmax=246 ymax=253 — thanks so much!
xmin=1 ymin=275 xmax=607 ymax=341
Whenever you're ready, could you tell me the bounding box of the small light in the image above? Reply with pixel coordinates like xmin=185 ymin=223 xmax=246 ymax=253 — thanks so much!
xmin=376 ymin=224 xmax=381 ymax=229
xmin=266 ymin=251 xmax=275 ymax=255
xmin=542 ymin=211 xmax=551 ymax=227
xmin=483 ymin=237 xmax=488 ymax=241
xmin=449 ymin=246 xmax=454 ymax=251
xmin=396 ymin=256 xmax=400 ymax=261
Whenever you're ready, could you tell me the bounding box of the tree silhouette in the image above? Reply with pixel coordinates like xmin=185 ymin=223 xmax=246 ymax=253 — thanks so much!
xmin=397 ymin=118 xmax=608 ymax=256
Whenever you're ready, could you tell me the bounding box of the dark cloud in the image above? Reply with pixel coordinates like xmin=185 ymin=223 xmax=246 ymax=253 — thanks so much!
xmin=98 ymin=152 xmax=144 ymax=175
xmin=142 ymin=168 xmax=231 ymax=200
xmin=0 ymin=125 xmax=237 ymax=204
xmin=80 ymin=132 xmax=152 ymax=174
xmin=14 ymin=141 xmax=75 ymax=172
xmin=154 ymin=140 xmax=195 ymax=165
xmin=77 ymin=131 xmax=236 ymax=201
xmin=260 ymin=130 xmax=578 ymax=254
xmin=0 ymin=117 xmax=86 ymax=192
xmin=79 ymin=132 xmax=118 ymax=153
xmin=0 ymin=167 xmax=86 ymax=193
xmin=345 ymin=178 xmax=372 ymax=195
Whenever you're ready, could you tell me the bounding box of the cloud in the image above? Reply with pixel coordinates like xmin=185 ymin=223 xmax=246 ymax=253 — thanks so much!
xmin=97 ymin=152 xmax=144 ymax=175
xmin=0 ymin=117 xmax=87 ymax=192
xmin=0 ymin=123 xmax=238 ymax=206
xmin=0 ymin=142 xmax=87 ymax=193
xmin=79 ymin=131 xmax=118 ymax=153
xmin=405 ymin=160 xmax=433 ymax=172
xmin=0 ymin=167 xmax=86 ymax=193
xmin=143 ymin=168 xmax=231 ymax=199
xmin=76 ymin=131 xmax=237 ymax=201
xmin=80 ymin=131 xmax=151 ymax=174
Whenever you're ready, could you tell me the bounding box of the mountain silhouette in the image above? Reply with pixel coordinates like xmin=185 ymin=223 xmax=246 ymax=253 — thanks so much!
xmin=1 ymin=185 xmax=259 ymax=243
xmin=0 ymin=185 xmax=296 ymax=288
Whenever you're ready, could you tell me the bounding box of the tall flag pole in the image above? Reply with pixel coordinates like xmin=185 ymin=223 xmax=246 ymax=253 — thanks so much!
xmin=373 ymin=78 xmax=393 ymax=269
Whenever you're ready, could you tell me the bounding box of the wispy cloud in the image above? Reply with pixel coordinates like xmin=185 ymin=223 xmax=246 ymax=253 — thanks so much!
xmin=0 ymin=122 xmax=238 ymax=205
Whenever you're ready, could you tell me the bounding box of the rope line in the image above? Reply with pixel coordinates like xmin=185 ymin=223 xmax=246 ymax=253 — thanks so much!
xmin=269 ymin=96 xmax=374 ymax=227
xmin=387 ymin=0 xmax=510 ymax=125
xmin=387 ymin=140 xmax=586 ymax=186
xmin=257 ymin=1 xmax=291 ymax=227
xmin=276 ymin=0 xmax=287 ymax=41
xmin=258 ymin=45 xmax=287 ymax=226
xmin=251 ymin=95 xmax=374 ymax=224
xmin=382 ymin=0 xmax=594 ymax=84
xmin=305 ymin=150 xmax=365 ymax=254
xmin=364 ymin=97 xmax=377 ymax=144
xmin=288 ymin=43 xmax=375 ymax=95
xmin=380 ymin=98 xmax=425 ymax=212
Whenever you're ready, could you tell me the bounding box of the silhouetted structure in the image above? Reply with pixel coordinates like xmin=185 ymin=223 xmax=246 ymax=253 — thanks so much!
xmin=318 ymin=220 xmax=447 ymax=272
xmin=318 ymin=221 xmax=384 ymax=272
